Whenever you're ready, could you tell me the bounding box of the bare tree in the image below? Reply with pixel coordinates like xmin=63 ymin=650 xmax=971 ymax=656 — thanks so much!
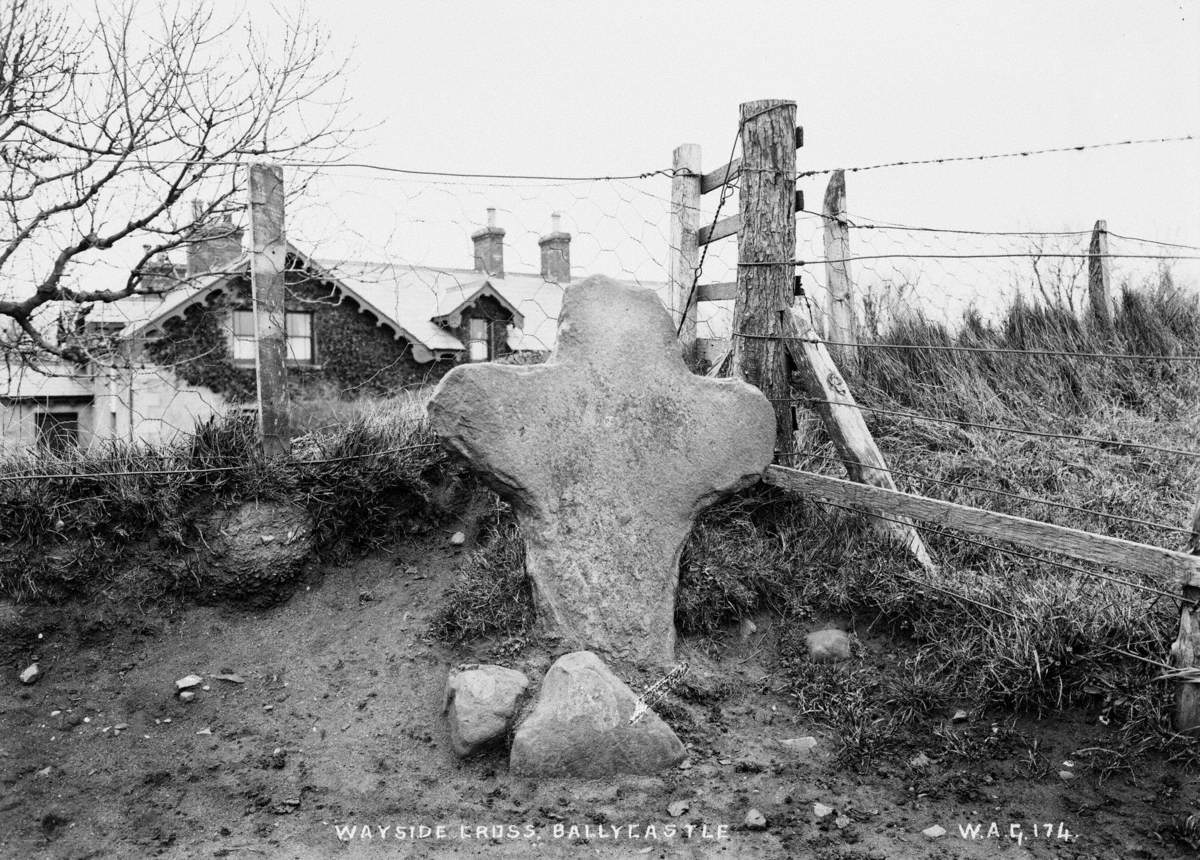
xmin=0 ymin=0 xmax=351 ymax=363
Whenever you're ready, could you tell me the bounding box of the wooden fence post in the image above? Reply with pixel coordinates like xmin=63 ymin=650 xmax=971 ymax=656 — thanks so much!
xmin=1175 ymin=495 xmax=1200 ymax=735
xmin=669 ymin=143 xmax=701 ymax=355
xmin=823 ymin=169 xmax=857 ymax=368
xmin=778 ymin=307 xmax=936 ymax=571
xmin=247 ymin=162 xmax=290 ymax=457
xmin=731 ymin=99 xmax=797 ymax=455
xmin=1087 ymin=219 xmax=1113 ymax=329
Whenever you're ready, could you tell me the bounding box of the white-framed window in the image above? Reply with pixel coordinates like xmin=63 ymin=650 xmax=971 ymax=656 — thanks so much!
xmin=286 ymin=311 xmax=314 ymax=363
xmin=468 ymin=317 xmax=488 ymax=362
xmin=230 ymin=309 xmax=314 ymax=364
xmin=231 ymin=309 xmax=256 ymax=361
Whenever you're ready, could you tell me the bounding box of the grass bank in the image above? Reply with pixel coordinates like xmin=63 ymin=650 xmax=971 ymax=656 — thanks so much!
xmin=0 ymin=393 xmax=449 ymax=603
xmin=434 ymin=278 xmax=1200 ymax=771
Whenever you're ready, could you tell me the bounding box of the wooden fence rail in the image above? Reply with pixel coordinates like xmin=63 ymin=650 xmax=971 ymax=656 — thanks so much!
xmin=670 ymin=99 xmax=1199 ymax=734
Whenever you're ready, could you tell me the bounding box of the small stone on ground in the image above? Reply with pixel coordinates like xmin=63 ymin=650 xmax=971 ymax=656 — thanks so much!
xmin=780 ymin=736 xmax=818 ymax=756
xmin=175 ymin=674 xmax=203 ymax=691
xmin=19 ymin=664 xmax=39 ymax=685
xmin=806 ymin=629 xmax=851 ymax=662
xmin=744 ymin=808 xmax=767 ymax=830
xmin=443 ymin=664 xmax=530 ymax=757
xmin=922 ymin=824 xmax=947 ymax=838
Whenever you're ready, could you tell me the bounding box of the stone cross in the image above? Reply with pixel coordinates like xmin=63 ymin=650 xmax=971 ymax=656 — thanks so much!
xmin=428 ymin=276 xmax=776 ymax=665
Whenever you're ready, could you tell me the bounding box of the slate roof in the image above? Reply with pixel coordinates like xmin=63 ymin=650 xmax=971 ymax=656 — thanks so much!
xmin=102 ymin=240 xmax=661 ymax=356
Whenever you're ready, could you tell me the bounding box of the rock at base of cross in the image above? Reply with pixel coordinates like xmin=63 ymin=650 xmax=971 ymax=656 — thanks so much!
xmin=444 ymin=664 xmax=530 ymax=757
xmin=509 ymin=651 xmax=685 ymax=777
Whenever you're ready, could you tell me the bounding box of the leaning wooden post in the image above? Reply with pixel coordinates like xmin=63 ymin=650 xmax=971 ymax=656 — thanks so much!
xmin=1087 ymin=219 xmax=1113 ymax=329
xmin=247 ymin=162 xmax=291 ymax=457
xmin=823 ymin=169 xmax=857 ymax=368
xmin=779 ymin=306 xmax=936 ymax=571
xmin=732 ymin=99 xmax=797 ymax=456
xmin=669 ymin=143 xmax=702 ymax=355
xmin=1174 ymin=494 xmax=1200 ymax=735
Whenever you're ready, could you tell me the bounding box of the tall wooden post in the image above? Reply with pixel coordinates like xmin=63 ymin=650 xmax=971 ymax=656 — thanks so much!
xmin=1175 ymin=494 xmax=1200 ymax=735
xmin=731 ymin=99 xmax=797 ymax=455
xmin=247 ymin=162 xmax=290 ymax=457
xmin=823 ymin=169 xmax=857 ymax=368
xmin=669 ymin=143 xmax=702 ymax=354
xmin=1087 ymin=219 xmax=1113 ymax=329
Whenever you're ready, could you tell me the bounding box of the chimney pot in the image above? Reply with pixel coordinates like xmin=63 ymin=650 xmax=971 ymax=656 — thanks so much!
xmin=538 ymin=214 xmax=571 ymax=284
xmin=186 ymin=199 xmax=244 ymax=277
xmin=471 ymin=209 xmax=505 ymax=277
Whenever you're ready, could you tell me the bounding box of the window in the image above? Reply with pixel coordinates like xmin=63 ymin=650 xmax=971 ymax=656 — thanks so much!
xmin=230 ymin=309 xmax=314 ymax=364
xmin=468 ymin=317 xmax=488 ymax=362
xmin=35 ymin=412 xmax=79 ymax=453
xmin=285 ymin=312 xmax=314 ymax=363
xmin=231 ymin=310 xmax=256 ymax=361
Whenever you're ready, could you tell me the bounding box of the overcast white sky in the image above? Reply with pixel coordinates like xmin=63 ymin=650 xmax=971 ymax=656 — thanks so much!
xmin=273 ymin=0 xmax=1200 ymax=321
xmin=59 ymin=0 xmax=1197 ymax=328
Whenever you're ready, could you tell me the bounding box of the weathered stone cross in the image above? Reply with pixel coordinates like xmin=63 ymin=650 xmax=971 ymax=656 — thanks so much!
xmin=428 ymin=276 xmax=776 ymax=665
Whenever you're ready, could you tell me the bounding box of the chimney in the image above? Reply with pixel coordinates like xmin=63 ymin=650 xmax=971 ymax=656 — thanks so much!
xmin=538 ymin=212 xmax=571 ymax=283
xmin=471 ymin=208 xmax=505 ymax=277
xmin=186 ymin=200 xmax=245 ymax=278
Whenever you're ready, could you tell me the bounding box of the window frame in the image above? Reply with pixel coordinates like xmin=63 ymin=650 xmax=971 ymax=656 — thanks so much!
xmin=229 ymin=308 xmax=316 ymax=366
xmin=467 ymin=316 xmax=489 ymax=362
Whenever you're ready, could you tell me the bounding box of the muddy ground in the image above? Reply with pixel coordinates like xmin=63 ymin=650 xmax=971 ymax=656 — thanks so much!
xmin=1 ymin=530 xmax=1197 ymax=859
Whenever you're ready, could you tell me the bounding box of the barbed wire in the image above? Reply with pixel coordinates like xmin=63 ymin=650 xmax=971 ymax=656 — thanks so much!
xmin=73 ymin=131 xmax=1198 ymax=186
xmin=797 ymin=208 xmax=1200 ymax=251
xmin=84 ymin=155 xmax=683 ymax=184
xmin=796 ymin=133 xmax=1198 ymax=178
xmin=802 ymin=338 xmax=1200 ymax=364
xmin=792 ymin=449 xmax=1193 ymax=539
xmin=734 ymin=251 xmax=1200 ymax=267
xmin=0 ymin=442 xmax=442 ymax=483
xmin=781 ymin=396 xmax=1200 ymax=461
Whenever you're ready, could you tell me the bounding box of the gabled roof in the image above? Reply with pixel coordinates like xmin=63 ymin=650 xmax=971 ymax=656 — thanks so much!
xmin=432 ymin=279 xmax=524 ymax=330
xmin=102 ymin=240 xmax=665 ymax=359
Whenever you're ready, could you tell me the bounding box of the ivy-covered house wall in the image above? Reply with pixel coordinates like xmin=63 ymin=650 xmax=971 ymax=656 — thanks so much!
xmin=145 ymin=273 xmax=456 ymax=404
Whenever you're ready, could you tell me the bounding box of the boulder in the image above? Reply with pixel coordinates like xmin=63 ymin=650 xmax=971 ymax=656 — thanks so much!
xmin=509 ymin=651 xmax=685 ymax=777
xmin=806 ymin=629 xmax=851 ymax=662
xmin=443 ymin=664 xmax=530 ymax=757
xmin=194 ymin=501 xmax=315 ymax=605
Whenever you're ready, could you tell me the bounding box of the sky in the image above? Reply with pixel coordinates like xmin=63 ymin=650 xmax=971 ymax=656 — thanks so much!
xmin=52 ymin=0 xmax=1200 ymax=331
xmin=274 ymin=0 xmax=1200 ymax=324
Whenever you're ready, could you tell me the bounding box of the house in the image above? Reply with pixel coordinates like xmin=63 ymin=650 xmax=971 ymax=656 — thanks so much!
xmin=0 ymin=208 xmax=665 ymax=452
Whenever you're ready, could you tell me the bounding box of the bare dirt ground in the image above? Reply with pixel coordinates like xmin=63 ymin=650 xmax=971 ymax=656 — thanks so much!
xmin=1 ymin=530 xmax=1197 ymax=859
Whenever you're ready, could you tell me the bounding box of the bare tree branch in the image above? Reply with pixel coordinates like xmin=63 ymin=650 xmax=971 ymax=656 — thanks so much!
xmin=0 ymin=0 xmax=353 ymax=365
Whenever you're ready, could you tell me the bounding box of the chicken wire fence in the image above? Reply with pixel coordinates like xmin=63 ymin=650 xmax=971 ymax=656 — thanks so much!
xmin=1 ymin=130 xmax=1198 ymax=467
